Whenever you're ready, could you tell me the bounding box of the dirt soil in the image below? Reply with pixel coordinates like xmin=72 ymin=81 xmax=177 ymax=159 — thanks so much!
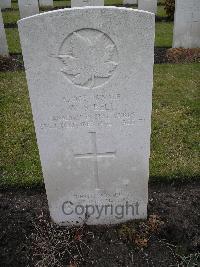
xmin=1 ymin=48 xmax=199 ymax=72
xmin=0 ymin=181 xmax=199 ymax=267
xmin=0 ymin=55 xmax=24 ymax=71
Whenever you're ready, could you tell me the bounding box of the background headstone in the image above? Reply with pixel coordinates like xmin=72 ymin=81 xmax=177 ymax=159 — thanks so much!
xmin=173 ymin=0 xmax=200 ymax=48
xmin=71 ymin=0 xmax=104 ymax=7
xmin=0 ymin=0 xmax=11 ymax=9
xmin=123 ymin=0 xmax=137 ymax=5
xmin=0 ymin=8 xmax=9 ymax=56
xmin=18 ymin=7 xmax=154 ymax=226
xmin=138 ymin=0 xmax=157 ymax=14
xmin=18 ymin=0 xmax=39 ymax=19
xmin=39 ymin=0 xmax=53 ymax=7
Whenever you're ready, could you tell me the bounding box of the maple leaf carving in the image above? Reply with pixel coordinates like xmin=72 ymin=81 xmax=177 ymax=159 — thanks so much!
xmin=59 ymin=32 xmax=118 ymax=88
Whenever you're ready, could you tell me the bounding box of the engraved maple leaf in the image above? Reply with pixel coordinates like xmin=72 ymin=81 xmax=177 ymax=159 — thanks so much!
xmin=59 ymin=32 xmax=118 ymax=88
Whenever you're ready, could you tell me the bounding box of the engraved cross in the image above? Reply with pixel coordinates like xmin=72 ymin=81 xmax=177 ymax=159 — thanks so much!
xmin=74 ymin=132 xmax=116 ymax=190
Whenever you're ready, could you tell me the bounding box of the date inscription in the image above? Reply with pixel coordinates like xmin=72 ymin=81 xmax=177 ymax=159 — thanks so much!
xmin=40 ymin=93 xmax=142 ymax=130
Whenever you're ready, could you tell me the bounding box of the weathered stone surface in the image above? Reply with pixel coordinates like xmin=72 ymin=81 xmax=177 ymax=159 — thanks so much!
xmin=173 ymin=0 xmax=200 ymax=48
xmin=18 ymin=0 xmax=39 ymax=19
xmin=123 ymin=0 xmax=137 ymax=5
xmin=138 ymin=0 xmax=157 ymax=14
xmin=39 ymin=0 xmax=53 ymax=7
xmin=71 ymin=0 xmax=104 ymax=7
xmin=0 ymin=0 xmax=11 ymax=9
xmin=0 ymin=8 xmax=8 ymax=56
xmin=18 ymin=7 xmax=154 ymax=226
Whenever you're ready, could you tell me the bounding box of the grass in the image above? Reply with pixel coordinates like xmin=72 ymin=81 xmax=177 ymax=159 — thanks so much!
xmin=9 ymin=0 xmax=123 ymax=10
xmin=2 ymin=0 xmax=170 ymax=53
xmin=156 ymin=5 xmax=166 ymax=17
xmin=155 ymin=22 xmax=173 ymax=47
xmin=151 ymin=64 xmax=200 ymax=181
xmin=2 ymin=10 xmax=20 ymax=24
xmin=158 ymin=0 xmax=165 ymax=5
xmin=9 ymin=0 xmax=71 ymax=9
xmin=5 ymin=28 xmax=21 ymax=54
xmin=3 ymin=2 xmax=166 ymax=24
xmin=0 ymin=71 xmax=42 ymax=187
xmin=105 ymin=0 xmax=123 ymax=5
xmin=53 ymin=0 xmax=70 ymax=7
xmin=3 ymin=23 xmax=173 ymax=54
xmin=11 ymin=1 xmax=18 ymax=9
xmin=0 ymin=64 xmax=199 ymax=187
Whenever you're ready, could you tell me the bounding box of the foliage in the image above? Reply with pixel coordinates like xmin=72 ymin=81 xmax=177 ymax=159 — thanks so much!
xmin=119 ymin=215 xmax=164 ymax=248
xmin=166 ymin=48 xmax=200 ymax=64
xmin=164 ymin=0 xmax=175 ymax=20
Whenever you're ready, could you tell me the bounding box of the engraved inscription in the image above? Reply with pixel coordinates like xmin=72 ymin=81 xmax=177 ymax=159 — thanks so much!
xmin=58 ymin=29 xmax=118 ymax=89
xmin=39 ymin=93 xmax=143 ymax=130
xmin=72 ymin=191 xmax=135 ymax=205
xmin=74 ymin=132 xmax=116 ymax=190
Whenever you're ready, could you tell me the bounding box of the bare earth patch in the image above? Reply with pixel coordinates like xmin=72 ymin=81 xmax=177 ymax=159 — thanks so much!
xmin=0 ymin=182 xmax=199 ymax=266
xmin=166 ymin=48 xmax=200 ymax=64
xmin=1 ymin=48 xmax=199 ymax=72
xmin=0 ymin=55 xmax=23 ymax=71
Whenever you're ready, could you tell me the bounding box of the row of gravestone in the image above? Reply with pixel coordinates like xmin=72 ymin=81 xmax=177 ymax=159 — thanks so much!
xmin=0 ymin=0 xmax=157 ymax=11
xmin=1 ymin=0 xmax=200 ymax=57
xmin=0 ymin=2 xmax=200 ymax=226
xmin=0 ymin=0 xmax=53 ymax=9
xmin=0 ymin=0 xmax=158 ymax=17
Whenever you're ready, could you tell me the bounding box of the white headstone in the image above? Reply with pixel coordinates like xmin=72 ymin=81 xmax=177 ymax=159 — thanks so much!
xmin=18 ymin=0 xmax=39 ymax=19
xmin=0 ymin=8 xmax=9 ymax=56
xmin=39 ymin=0 xmax=53 ymax=7
xmin=138 ymin=0 xmax=157 ymax=14
xmin=71 ymin=0 xmax=104 ymax=7
xmin=0 ymin=0 xmax=11 ymax=9
xmin=18 ymin=7 xmax=154 ymax=226
xmin=123 ymin=0 xmax=137 ymax=5
xmin=173 ymin=0 xmax=200 ymax=48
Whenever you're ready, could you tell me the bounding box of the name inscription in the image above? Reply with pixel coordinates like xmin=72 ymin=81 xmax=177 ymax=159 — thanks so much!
xmin=40 ymin=93 xmax=143 ymax=130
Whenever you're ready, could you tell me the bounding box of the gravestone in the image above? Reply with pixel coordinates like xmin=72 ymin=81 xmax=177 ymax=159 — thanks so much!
xmin=0 ymin=0 xmax=11 ymax=9
xmin=173 ymin=0 xmax=200 ymax=48
xmin=138 ymin=0 xmax=157 ymax=14
xmin=39 ymin=0 xmax=53 ymax=7
xmin=18 ymin=0 xmax=39 ymax=19
xmin=0 ymin=8 xmax=9 ymax=56
xmin=71 ymin=0 xmax=104 ymax=7
xmin=123 ymin=0 xmax=137 ymax=6
xmin=18 ymin=7 xmax=155 ymax=226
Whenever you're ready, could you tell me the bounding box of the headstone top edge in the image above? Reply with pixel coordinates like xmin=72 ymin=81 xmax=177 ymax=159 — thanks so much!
xmin=17 ymin=6 xmax=154 ymax=25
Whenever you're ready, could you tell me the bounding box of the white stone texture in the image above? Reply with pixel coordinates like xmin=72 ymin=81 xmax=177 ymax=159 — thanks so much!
xmin=18 ymin=7 xmax=155 ymax=226
xmin=71 ymin=0 xmax=104 ymax=7
xmin=0 ymin=0 xmax=11 ymax=9
xmin=138 ymin=0 xmax=157 ymax=14
xmin=0 ymin=8 xmax=8 ymax=56
xmin=173 ymin=0 xmax=200 ymax=48
xmin=18 ymin=0 xmax=39 ymax=19
xmin=123 ymin=0 xmax=137 ymax=5
xmin=39 ymin=0 xmax=53 ymax=7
